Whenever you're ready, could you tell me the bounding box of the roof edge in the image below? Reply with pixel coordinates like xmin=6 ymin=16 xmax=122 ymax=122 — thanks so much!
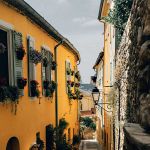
xmin=93 ymin=52 xmax=104 ymax=69
xmin=4 ymin=0 xmax=80 ymax=61
xmin=98 ymin=0 xmax=104 ymax=21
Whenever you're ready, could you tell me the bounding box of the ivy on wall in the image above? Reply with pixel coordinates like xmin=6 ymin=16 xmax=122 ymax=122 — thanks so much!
xmin=104 ymin=0 xmax=133 ymax=44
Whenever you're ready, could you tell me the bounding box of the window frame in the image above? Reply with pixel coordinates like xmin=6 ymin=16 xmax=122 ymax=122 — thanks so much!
xmin=0 ymin=24 xmax=14 ymax=86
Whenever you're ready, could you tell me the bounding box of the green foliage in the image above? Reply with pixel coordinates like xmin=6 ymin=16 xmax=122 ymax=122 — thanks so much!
xmin=89 ymin=123 xmax=96 ymax=131
xmin=104 ymin=0 xmax=133 ymax=43
xmin=56 ymin=118 xmax=72 ymax=149
xmin=0 ymin=86 xmax=19 ymax=103
xmin=72 ymin=135 xmax=81 ymax=145
xmin=36 ymin=136 xmax=44 ymax=150
xmin=46 ymin=124 xmax=55 ymax=150
xmin=81 ymin=117 xmax=96 ymax=131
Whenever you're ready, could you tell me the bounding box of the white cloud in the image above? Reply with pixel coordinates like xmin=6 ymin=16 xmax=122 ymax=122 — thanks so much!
xmin=82 ymin=19 xmax=100 ymax=27
xmin=72 ymin=17 xmax=87 ymax=23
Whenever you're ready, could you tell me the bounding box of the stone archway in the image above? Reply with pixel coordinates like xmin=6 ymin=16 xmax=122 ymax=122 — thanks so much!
xmin=6 ymin=137 xmax=20 ymax=150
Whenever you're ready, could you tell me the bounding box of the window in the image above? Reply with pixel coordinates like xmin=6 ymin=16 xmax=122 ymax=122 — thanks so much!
xmin=0 ymin=28 xmax=9 ymax=86
xmin=65 ymin=60 xmax=71 ymax=93
xmin=0 ymin=27 xmax=24 ymax=95
xmin=41 ymin=48 xmax=52 ymax=96
xmin=27 ymin=36 xmax=36 ymax=97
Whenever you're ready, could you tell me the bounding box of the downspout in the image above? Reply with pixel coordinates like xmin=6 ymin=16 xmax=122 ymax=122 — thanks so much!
xmin=54 ymin=40 xmax=63 ymax=128
xmin=77 ymin=59 xmax=80 ymax=135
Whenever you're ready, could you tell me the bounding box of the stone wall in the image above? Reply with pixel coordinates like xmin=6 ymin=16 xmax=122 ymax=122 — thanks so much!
xmin=115 ymin=0 xmax=150 ymax=149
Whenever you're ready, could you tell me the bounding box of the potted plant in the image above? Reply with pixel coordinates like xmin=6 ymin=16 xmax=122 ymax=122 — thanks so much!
xmin=71 ymin=81 xmax=74 ymax=87
xmin=73 ymin=94 xmax=77 ymax=100
xmin=8 ymin=86 xmax=19 ymax=102
xmin=17 ymin=78 xmax=27 ymax=89
xmin=43 ymin=80 xmax=50 ymax=89
xmin=43 ymin=57 xmax=49 ymax=67
xmin=0 ymin=86 xmax=7 ymax=102
xmin=71 ymin=70 xmax=74 ymax=76
xmin=30 ymin=49 xmax=42 ymax=64
xmin=66 ymin=68 xmax=71 ymax=75
xmin=52 ymin=61 xmax=56 ymax=70
xmin=67 ymin=80 xmax=71 ymax=86
xmin=75 ymin=71 xmax=81 ymax=81
xmin=75 ymin=83 xmax=80 ymax=87
xmin=30 ymin=80 xmax=40 ymax=97
xmin=51 ymin=81 xmax=56 ymax=91
xmin=44 ymin=81 xmax=56 ymax=98
xmin=16 ymin=45 xmax=26 ymax=60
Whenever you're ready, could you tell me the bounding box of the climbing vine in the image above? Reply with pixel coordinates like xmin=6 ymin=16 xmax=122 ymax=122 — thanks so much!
xmin=104 ymin=0 xmax=133 ymax=44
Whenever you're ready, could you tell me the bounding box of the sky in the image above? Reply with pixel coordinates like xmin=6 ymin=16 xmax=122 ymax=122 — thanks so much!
xmin=25 ymin=0 xmax=104 ymax=83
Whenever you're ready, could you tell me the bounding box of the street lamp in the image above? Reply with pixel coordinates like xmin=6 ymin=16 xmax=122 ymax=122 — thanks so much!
xmin=91 ymin=87 xmax=113 ymax=112
xmin=92 ymin=87 xmax=100 ymax=105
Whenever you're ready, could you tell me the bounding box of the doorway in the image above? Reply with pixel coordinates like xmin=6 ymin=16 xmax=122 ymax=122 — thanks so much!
xmin=6 ymin=137 xmax=20 ymax=150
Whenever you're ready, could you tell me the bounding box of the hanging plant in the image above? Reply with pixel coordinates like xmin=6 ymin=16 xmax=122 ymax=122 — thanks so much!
xmin=43 ymin=57 xmax=49 ymax=67
xmin=66 ymin=68 xmax=71 ymax=75
xmin=73 ymin=94 xmax=77 ymax=100
xmin=16 ymin=45 xmax=26 ymax=60
xmin=43 ymin=80 xmax=50 ymax=89
xmin=44 ymin=81 xmax=56 ymax=98
xmin=30 ymin=49 xmax=42 ymax=64
xmin=0 ymin=86 xmax=8 ymax=102
xmin=7 ymin=86 xmax=19 ymax=102
xmin=67 ymin=80 xmax=71 ymax=86
xmin=75 ymin=83 xmax=80 ymax=88
xmin=30 ymin=80 xmax=40 ymax=97
xmin=71 ymin=70 xmax=74 ymax=76
xmin=17 ymin=78 xmax=27 ymax=89
xmin=45 ymin=88 xmax=53 ymax=98
xmin=75 ymin=71 xmax=81 ymax=81
xmin=71 ymin=81 xmax=75 ymax=87
xmin=68 ymin=87 xmax=74 ymax=100
xmin=52 ymin=61 xmax=56 ymax=70
xmin=75 ymin=89 xmax=83 ymax=100
xmin=50 ymin=81 xmax=56 ymax=91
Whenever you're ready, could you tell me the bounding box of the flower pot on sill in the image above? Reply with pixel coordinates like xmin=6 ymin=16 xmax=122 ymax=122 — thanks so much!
xmin=17 ymin=78 xmax=27 ymax=89
xmin=52 ymin=61 xmax=56 ymax=70
xmin=71 ymin=82 xmax=74 ymax=87
xmin=16 ymin=46 xmax=26 ymax=60
xmin=43 ymin=81 xmax=50 ymax=89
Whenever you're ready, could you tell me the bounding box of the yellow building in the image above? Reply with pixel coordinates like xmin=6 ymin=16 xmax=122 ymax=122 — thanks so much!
xmin=94 ymin=0 xmax=116 ymax=150
xmin=0 ymin=0 xmax=80 ymax=149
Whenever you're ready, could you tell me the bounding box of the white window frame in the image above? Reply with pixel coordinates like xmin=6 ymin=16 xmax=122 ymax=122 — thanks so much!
xmin=0 ymin=21 xmax=14 ymax=86
xmin=27 ymin=35 xmax=36 ymax=80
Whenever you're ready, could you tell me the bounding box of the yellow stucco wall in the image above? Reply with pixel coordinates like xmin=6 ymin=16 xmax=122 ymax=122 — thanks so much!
xmin=97 ymin=0 xmax=113 ymax=149
xmin=0 ymin=2 xmax=79 ymax=149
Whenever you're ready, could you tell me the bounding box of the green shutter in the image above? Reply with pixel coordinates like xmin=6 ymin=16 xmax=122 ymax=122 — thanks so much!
xmin=27 ymin=37 xmax=35 ymax=96
xmin=13 ymin=31 xmax=23 ymax=96
xmin=41 ymin=48 xmax=46 ymax=95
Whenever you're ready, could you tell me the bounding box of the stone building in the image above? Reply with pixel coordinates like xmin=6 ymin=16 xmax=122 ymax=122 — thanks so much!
xmin=115 ymin=0 xmax=150 ymax=149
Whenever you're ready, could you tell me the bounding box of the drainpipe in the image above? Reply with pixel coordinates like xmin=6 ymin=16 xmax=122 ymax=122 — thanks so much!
xmin=54 ymin=40 xmax=63 ymax=128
